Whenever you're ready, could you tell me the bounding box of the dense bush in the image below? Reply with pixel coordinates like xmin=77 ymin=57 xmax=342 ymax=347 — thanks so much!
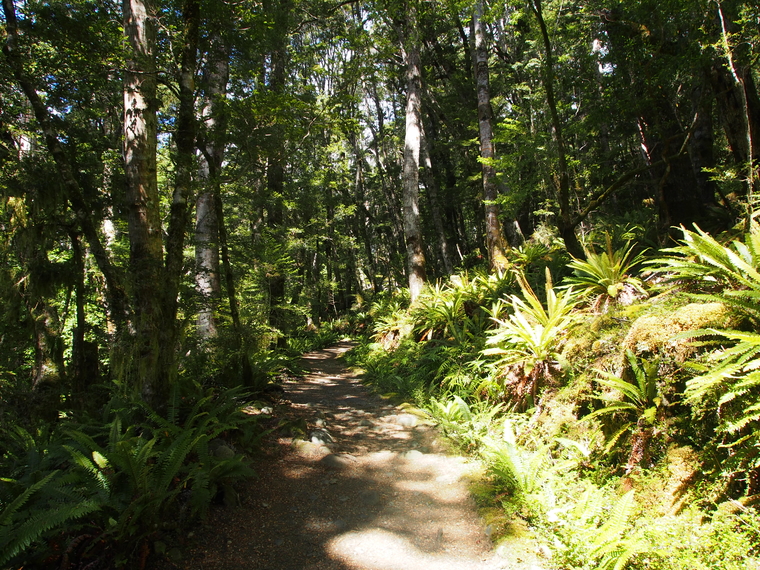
xmin=347 ymin=231 xmax=760 ymax=570
xmin=0 ymin=387 xmax=262 ymax=568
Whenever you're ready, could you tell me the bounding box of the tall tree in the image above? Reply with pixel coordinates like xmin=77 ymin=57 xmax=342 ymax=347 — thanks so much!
xmin=529 ymin=0 xmax=583 ymax=257
xmin=122 ymin=0 xmax=165 ymax=406
xmin=195 ymin=29 xmax=228 ymax=342
xmin=400 ymin=0 xmax=427 ymax=301
xmin=473 ymin=0 xmax=510 ymax=271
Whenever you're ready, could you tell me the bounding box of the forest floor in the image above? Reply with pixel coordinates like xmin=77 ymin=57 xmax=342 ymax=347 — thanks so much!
xmin=160 ymin=342 xmax=545 ymax=570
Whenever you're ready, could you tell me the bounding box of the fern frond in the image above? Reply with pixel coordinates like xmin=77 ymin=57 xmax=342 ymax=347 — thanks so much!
xmin=589 ymin=490 xmax=635 ymax=555
xmin=0 ymin=471 xmax=58 ymax=527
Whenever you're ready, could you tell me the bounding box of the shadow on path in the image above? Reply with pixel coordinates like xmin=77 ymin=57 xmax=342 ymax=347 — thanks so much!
xmin=163 ymin=342 xmax=529 ymax=570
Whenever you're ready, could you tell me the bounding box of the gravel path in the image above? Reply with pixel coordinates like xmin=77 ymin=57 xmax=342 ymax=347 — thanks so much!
xmin=171 ymin=342 xmax=543 ymax=570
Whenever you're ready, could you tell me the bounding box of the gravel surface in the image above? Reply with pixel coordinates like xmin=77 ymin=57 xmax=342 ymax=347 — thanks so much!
xmin=160 ymin=342 xmax=544 ymax=570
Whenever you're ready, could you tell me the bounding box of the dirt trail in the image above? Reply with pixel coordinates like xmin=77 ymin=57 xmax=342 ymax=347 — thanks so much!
xmin=173 ymin=342 xmax=542 ymax=570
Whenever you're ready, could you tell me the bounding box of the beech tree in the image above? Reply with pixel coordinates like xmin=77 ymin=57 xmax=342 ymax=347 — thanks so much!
xmin=473 ymin=0 xmax=510 ymax=271
xmin=400 ymin=0 xmax=427 ymax=301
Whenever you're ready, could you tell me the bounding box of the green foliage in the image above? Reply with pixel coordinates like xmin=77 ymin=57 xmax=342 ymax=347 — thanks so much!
xmin=0 ymin=388 xmax=260 ymax=568
xmin=651 ymin=223 xmax=760 ymax=481
xmin=483 ymin=269 xmax=577 ymax=408
xmin=684 ymin=329 xmax=760 ymax=479
xmin=564 ymin=237 xmax=647 ymax=312
xmin=583 ymin=350 xmax=665 ymax=470
xmin=428 ymin=394 xmax=504 ymax=451
xmin=649 ymin=224 xmax=760 ymax=322
xmin=0 ymin=470 xmax=99 ymax=567
xmin=411 ymin=269 xmax=516 ymax=346
xmin=482 ymin=419 xmax=550 ymax=500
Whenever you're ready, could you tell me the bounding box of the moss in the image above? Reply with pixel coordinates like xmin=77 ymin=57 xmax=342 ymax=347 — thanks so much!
xmin=623 ymin=302 xmax=732 ymax=361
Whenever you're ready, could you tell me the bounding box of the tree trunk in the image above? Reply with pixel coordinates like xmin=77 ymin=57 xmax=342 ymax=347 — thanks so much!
xmin=367 ymin=81 xmax=407 ymax=278
xmin=352 ymin=144 xmax=381 ymax=292
xmin=401 ymin=1 xmax=427 ymax=302
xmin=530 ymin=0 xmax=583 ymax=258
xmin=166 ymin=0 xmax=199 ymax=315
xmin=473 ymin=0 xmax=510 ymax=272
xmin=123 ymin=0 xmax=165 ymax=407
xmin=264 ymin=0 xmax=291 ymax=341
xmin=714 ymin=1 xmax=760 ymax=199
xmin=196 ymin=32 xmax=229 ymax=342
xmin=421 ymin=117 xmax=454 ymax=275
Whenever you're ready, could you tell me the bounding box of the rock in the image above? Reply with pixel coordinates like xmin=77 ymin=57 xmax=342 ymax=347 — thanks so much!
xmin=310 ymin=428 xmax=334 ymax=444
xmin=359 ymin=418 xmax=373 ymax=426
xmin=403 ymin=449 xmax=424 ymax=460
xmin=167 ymin=547 xmax=183 ymax=562
xmin=292 ymin=439 xmax=329 ymax=456
xmin=314 ymin=417 xmax=327 ymax=427
xmin=213 ymin=444 xmax=236 ymax=460
xmin=395 ymin=414 xmax=418 ymax=427
xmin=319 ymin=454 xmax=355 ymax=470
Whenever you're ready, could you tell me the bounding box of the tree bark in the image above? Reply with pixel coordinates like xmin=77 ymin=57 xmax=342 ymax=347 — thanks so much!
xmin=401 ymin=1 xmax=427 ymax=302
xmin=123 ymin=0 xmax=165 ymax=407
xmin=165 ymin=0 xmax=199 ymax=326
xmin=196 ymin=31 xmax=229 ymax=342
xmin=473 ymin=0 xmax=510 ymax=272
xmin=714 ymin=0 xmax=760 ymax=199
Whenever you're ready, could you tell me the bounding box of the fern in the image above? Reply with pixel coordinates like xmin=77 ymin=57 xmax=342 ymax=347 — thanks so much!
xmin=649 ymin=224 xmax=760 ymax=322
xmin=482 ymin=419 xmax=550 ymax=499
xmin=686 ymin=329 xmax=760 ymax=439
xmin=588 ymin=491 xmax=652 ymax=570
xmin=0 ymin=472 xmax=98 ymax=566
xmin=564 ymin=237 xmax=647 ymax=311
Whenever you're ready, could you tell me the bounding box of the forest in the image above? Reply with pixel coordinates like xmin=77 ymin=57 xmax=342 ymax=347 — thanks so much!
xmin=1 ymin=0 xmax=759 ymax=567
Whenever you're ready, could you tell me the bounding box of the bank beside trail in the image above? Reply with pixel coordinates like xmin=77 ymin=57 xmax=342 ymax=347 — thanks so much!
xmin=169 ymin=342 xmax=544 ymax=570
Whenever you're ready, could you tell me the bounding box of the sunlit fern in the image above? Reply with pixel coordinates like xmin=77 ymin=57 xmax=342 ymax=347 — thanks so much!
xmin=483 ymin=268 xmax=578 ymax=408
xmin=648 ymin=223 xmax=760 ymax=322
xmin=564 ymin=235 xmax=647 ymax=312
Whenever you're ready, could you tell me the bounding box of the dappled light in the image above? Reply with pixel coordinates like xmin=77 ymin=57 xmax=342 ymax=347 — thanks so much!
xmin=169 ymin=344 xmax=525 ymax=570
xmin=2 ymin=0 xmax=760 ymax=568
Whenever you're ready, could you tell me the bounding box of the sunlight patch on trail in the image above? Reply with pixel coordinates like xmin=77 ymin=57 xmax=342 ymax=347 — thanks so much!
xmin=327 ymin=528 xmax=493 ymax=570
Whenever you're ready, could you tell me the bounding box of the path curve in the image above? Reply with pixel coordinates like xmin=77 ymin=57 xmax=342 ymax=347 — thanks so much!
xmin=174 ymin=342 xmax=537 ymax=570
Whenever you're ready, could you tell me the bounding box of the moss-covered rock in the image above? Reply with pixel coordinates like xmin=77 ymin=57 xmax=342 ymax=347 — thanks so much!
xmin=623 ymin=302 xmax=732 ymax=361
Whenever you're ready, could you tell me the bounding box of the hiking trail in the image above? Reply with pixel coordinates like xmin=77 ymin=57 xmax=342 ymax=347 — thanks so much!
xmin=169 ymin=342 xmax=544 ymax=570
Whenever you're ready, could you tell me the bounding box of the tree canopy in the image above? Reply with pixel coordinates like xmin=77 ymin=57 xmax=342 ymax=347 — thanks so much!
xmin=1 ymin=0 xmax=759 ymax=565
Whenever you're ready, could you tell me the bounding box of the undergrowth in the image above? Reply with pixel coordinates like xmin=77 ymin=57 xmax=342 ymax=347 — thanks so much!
xmin=347 ymin=229 xmax=760 ymax=570
xmin=0 ymin=386 xmax=266 ymax=569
